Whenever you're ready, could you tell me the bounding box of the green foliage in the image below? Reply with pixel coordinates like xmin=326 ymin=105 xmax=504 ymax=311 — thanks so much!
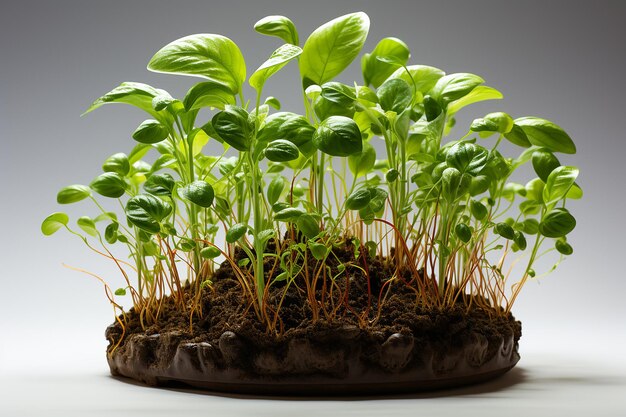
xmin=46 ymin=11 xmax=581 ymax=328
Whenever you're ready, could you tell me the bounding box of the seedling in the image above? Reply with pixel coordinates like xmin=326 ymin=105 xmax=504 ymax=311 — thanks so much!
xmin=44 ymin=12 xmax=580 ymax=340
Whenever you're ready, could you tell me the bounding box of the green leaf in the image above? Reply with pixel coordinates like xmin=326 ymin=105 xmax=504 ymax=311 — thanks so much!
xmin=441 ymin=167 xmax=470 ymax=201
xmin=300 ymin=12 xmax=370 ymax=88
xmin=90 ymin=172 xmax=127 ymax=198
xmin=200 ymin=246 xmax=222 ymax=259
xmin=543 ymin=166 xmax=579 ymax=206
xmin=83 ymin=82 xmax=173 ymax=125
xmin=313 ymin=115 xmax=362 ymax=157
xmin=125 ymin=194 xmax=172 ymax=234
xmin=309 ymin=241 xmax=329 ymax=260
xmin=446 ymin=143 xmax=489 ymax=175
xmin=144 ymin=173 xmax=175 ymax=196
xmin=77 ymin=216 xmax=98 ymax=237
xmin=514 ymin=117 xmax=576 ymax=154
xmin=296 ymin=214 xmax=320 ymax=238
xmin=132 ymin=119 xmax=169 ymax=144
xmin=267 ymin=175 xmax=286 ymax=206
xmin=265 ymin=139 xmax=300 ymax=162
xmin=348 ymin=142 xmax=376 ymax=178
xmin=525 ymin=178 xmax=545 ymax=202
xmin=539 ymin=208 xmax=576 ymax=237
xmin=320 ymin=82 xmax=356 ymax=105
xmin=361 ymin=37 xmax=410 ymax=88
xmin=522 ymin=218 xmax=539 ymax=234
xmin=469 ymin=175 xmax=490 ymax=196
xmin=430 ymin=73 xmax=484 ymax=106
xmin=41 ymin=212 xmax=69 ymax=236
xmin=470 ymin=112 xmax=514 ymax=134
xmin=274 ymin=207 xmax=306 ymax=221
xmin=211 ymin=105 xmax=253 ymax=151
xmin=250 ymin=43 xmax=302 ymax=92
xmin=254 ymin=15 xmax=299 ymax=45
xmin=387 ymin=65 xmax=445 ymax=95
xmin=494 ymin=222 xmax=515 ymax=240
xmin=532 ymin=149 xmax=561 ymax=182
xmin=183 ymin=81 xmax=236 ymax=111
xmin=147 ymin=34 xmax=247 ymax=94
xmin=265 ymin=96 xmax=281 ymax=110
xmin=105 ymin=223 xmax=118 ymax=244
xmin=446 ymin=86 xmax=503 ymax=115
xmin=346 ymin=188 xmax=372 ymax=210
xmin=180 ymin=181 xmax=215 ymax=208
xmin=513 ymin=231 xmax=527 ymax=250
xmin=455 ymin=223 xmax=472 ymax=243
xmin=57 ymin=185 xmax=91 ymax=204
xmin=102 ymin=153 xmax=130 ymax=176
xmin=226 ymin=223 xmax=247 ymax=243
xmin=502 ymin=124 xmax=532 ymax=148
xmin=114 ymin=288 xmax=127 ymax=296
xmin=555 ymin=239 xmax=573 ymax=255
xmin=470 ymin=200 xmax=488 ymax=220
xmin=377 ymin=78 xmax=412 ymax=113
xmin=358 ymin=187 xmax=388 ymax=221
xmin=257 ymin=112 xmax=316 ymax=157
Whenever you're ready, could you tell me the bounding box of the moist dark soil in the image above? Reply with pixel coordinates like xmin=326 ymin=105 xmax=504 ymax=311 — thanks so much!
xmin=106 ymin=239 xmax=522 ymax=394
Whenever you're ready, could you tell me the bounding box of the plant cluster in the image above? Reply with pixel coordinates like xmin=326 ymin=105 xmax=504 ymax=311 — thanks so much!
xmin=43 ymin=12 xmax=581 ymax=341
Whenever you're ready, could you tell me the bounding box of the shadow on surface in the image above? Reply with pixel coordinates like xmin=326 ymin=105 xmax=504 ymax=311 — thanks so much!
xmin=110 ymin=366 xmax=528 ymax=400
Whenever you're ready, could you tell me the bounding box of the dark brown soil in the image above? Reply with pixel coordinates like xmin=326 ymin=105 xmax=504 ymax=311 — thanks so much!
xmin=105 ymin=240 xmax=521 ymax=394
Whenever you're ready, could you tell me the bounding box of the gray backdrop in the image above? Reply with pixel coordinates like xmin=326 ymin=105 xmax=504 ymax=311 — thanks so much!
xmin=1 ymin=0 xmax=624 ymax=378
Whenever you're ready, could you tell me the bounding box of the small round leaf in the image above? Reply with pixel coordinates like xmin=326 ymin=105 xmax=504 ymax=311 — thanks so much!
xmin=57 ymin=185 xmax=91 ymax=204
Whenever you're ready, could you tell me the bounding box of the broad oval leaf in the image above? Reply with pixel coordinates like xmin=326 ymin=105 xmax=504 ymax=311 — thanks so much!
xmin=514 ymin=231 xmax=527 ymax=250
xmin=361 ymin=37 xmax=410 ymax=88
xmin=504 ymin=124 xmax=532 ymax=148
xmin=257 ymin=112 xmax=316 ymax=156
xmin=125 ymin=194 xmax=172 ymax=234
xmin=254 ymin=15 xmax=299 ymax=45
xmin=494 ymin=222 xmax=515 ymax=240
xmin=226 ymin=223 xmax=247 ymax=243
xmin=211 ymin=105 xmax=253 ymax=151
xmin=132 ymin=119 xmax=169 ymax=144
xmin=77 ymin=216 xmax=98 ymax=237
xmin=532 ymin=149 xmax=561 ymax=182
xmin=387 ymin=65 xmax=445 ymax=95
xmin=346 ymin=188 xmax=372 ymax=210
xmin=296 ymin=214 xmax=320 ymax=238
xmin=183 ymin=81 xmax=236 ymax=111
xmin=102 ymin=153 xmax=130 ymax=176
xmin=377 ymin=78 xmax=412 ymax=113
xmin=348 ymin=142 xmax=376 ymax=177
xmin=147 ymin=34 xmax=247 ymax=94
xmin=250 ymin=43 xmax=302 ymax=92
xmin=455 ymin=223 xmax=472 ymax=243
xmin=446 ymin=86 xmax=503 ymax=116
xmin=514 ymin=117 xmax=576 ymax=154
xmin=470 ymin=199 xmax=488 ymax=220
xmin=430 ymin=73 xmax=484 ymax=106
xmin=90 ymin=172 xmax=127 ymax=198
xmin=543 ymin=166 xmax=579 ymax=206
xmin=265 ymin=139 xmax=300 ymax=162
xmin=144 ymin=173 xmax=175 ymax=196
xmin=446 ymin=142 xmax=489 ymax=175
xmin=180 ymin=181 xmax=215 ymax=208
xmin=555 ymin=239 xmax=573 ymax=255
xmin=267 ymin=175 xmax=286 ymax=205
xmin=470 ymin=112 xmax=513 ymax=134
xmin=300 ymin=12 xmax=370 ymax=88
xmin=539 ymin=208 xmax=576 ymax=237
xmin=41 ymin=212 xmax=69 ymax=236
xmin=274 ymin=207 xmax=306 ymax=221
xmin=57 ymin=185 xmax=91 ymax=204
xmin=200 ymin=246 xmax=222 ymax=259
xmin=313 ymin=115 xmax=362 ymax=157
xmin=83 ymin=82 xmax=173 ymax=125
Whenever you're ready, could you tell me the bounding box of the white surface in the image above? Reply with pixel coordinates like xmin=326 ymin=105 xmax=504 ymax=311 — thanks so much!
xmin=2 ymin=349 xmax=625 ymax=417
